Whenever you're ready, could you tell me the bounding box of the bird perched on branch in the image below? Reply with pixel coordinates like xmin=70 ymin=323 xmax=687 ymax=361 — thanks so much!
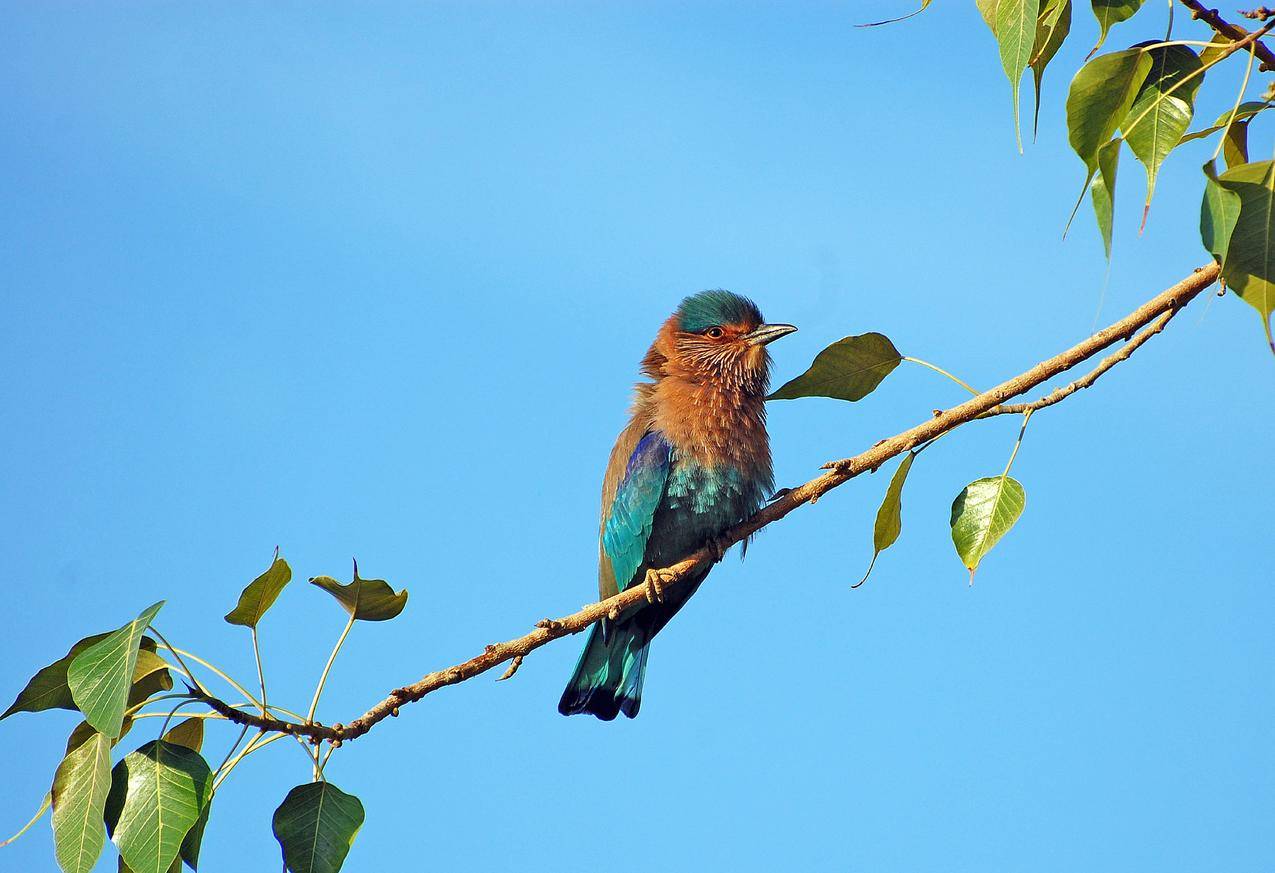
xmin=558 ymin=291 xmax=796 ymax=720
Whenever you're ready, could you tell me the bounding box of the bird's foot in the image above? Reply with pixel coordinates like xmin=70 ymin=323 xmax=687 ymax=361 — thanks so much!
xmin=643 ymin=568 xmax=675 ymax=604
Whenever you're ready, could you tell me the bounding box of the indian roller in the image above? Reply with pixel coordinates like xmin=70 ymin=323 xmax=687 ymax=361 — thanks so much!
xmin=558 ymin=291 xmax=796 ymax=720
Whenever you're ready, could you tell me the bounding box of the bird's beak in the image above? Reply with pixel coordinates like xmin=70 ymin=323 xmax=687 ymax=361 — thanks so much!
xmin=744 ymin=323 xmax=798 ymax=346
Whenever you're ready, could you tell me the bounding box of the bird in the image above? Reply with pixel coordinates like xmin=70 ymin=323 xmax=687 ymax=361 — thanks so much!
xmin=558 ymin=290 xmax=796 ymax=720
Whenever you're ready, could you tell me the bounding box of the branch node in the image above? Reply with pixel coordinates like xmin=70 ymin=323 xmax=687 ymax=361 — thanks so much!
xmin=497 ymin=655 xmax=524 ymax=681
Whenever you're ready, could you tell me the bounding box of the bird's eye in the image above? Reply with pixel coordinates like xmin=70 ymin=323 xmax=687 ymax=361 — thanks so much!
xmin=705 ymin=327 xmax=724 ymax=339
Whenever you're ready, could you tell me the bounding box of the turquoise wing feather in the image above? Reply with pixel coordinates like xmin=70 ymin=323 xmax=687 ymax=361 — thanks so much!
xmin=601 ymin=431 xmax=671 ymax=593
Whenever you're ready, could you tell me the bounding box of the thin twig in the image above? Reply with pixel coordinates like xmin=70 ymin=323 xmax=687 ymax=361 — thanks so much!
xmin=186 ymin=263 xmax=1219 ymax=744
xmin=1178 ymin=0 xmax=1275 ymax=69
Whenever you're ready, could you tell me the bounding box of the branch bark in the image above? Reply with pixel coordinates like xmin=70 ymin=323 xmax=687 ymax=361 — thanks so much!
xmin=191 ymin=262 xmax=1220 ymax=743
xmin=1178 ymin=0 xmax=1275 ymax=70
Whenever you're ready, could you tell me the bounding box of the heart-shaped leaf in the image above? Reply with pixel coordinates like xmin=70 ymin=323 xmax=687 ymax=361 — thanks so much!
xmin=105 ymin=741 xmax=212 ymax=873
xmin=67 ymin=603 xmax=164 ymax=738
xmin=51 ymin=729 xmax=112 ymax=873
xmin=768 ymin=333 xmax=901 ymax=402
xmin=224 ymin=555 xmax=292 ymax=628
xmin=994 ymin=0 xmax=1042 ymax=150
xmin=1067 ymin=48 xmax=1152 ymax=174
xmin=310 ymin=571 xmax=408 ymax=622
xmin=950 ymin=476 xmax=1027 ymax=583
xmin=272 ymin=782 xmax=365 ymax=873
xmin=1123 ymin=44 xmax=1203 ymax=216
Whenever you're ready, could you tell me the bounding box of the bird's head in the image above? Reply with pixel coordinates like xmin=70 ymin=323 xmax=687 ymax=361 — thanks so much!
xmin=642 ymin=290 xmax=797 ymax=393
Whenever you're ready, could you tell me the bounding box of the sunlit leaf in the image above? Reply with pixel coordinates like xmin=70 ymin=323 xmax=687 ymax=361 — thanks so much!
xmin=224 ymin=555 xmax=292 ymax=628
xmin=977 ymin=0 xmax=1000 ymax=31
xmin=1214 ymin=160 xmax=1275 ymax=350
xmin=768 ymin=333 xmax=902 ymax=402
xmin=1067 ymin=48 xmax=1152 ymax=174
xmin=995 ymin=0 xmax=1043 ymax=150
xmin=67 ymin=603 xmax=164 ymax=738
xmin=1030 ymin=0 xmax=1072 ymax=137
xmin=1090 ymin=0 xmax=1144 ymax=53
xmin=1091 ymin=139 xmax=1122 ymax=257
xmin=106 ymin=741 xmax=212 ymax=873
xmin=310 ymin=571 xmax=408 ymax=622
xmin=51 ymin=729 xmax=111 ymax=873
xmin=857 ymin=452 xmax=917 ymax=587
xmin=950 ymin=476 xmax=1027 ymax=582
xmin=1223 ymin=120 xmax=1249 ymax=169
xmin=272 ymin=782 xmax=365 ymax=873
xmin=1123 ymin=44 xmax=1203 ymax=218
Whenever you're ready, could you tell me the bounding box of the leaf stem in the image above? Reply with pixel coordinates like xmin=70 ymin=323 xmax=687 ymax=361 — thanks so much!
xmin=0 ymin=793 xmax=50 ymax=847
xmin=172 ymin=647 xmax=262 ymax=710
xmin=147 ymin=626 xmax=209 ymax=696
xmin=251 ymin=626 xmax=268 ymax=716
xmin=1002 ymin=410 xmax=1034 ymax=479
xmin=307 ymin=615 xmax=356 ymax=725
xmin=902 ymin=356 xmax=980 ymax=395
xmin=159 ymin=698 xmax=206 ymax=737
xmin=1211 ymin=43 xmax=1258 ymax=163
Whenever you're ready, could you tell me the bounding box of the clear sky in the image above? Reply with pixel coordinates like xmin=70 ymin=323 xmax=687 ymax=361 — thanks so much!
xmin=2 ymin=3 xmax=1271 ymax=872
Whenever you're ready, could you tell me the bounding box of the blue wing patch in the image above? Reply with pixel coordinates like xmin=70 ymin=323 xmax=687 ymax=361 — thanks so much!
xmin=602 ymin=431 xmax=671 ymax=594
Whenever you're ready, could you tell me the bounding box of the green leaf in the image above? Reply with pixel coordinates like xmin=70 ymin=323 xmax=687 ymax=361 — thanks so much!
xmin=310 ymin=570 xmax=409 ymax=622
xmin=1067 ymin=48 xmax=1152 ymax=174
xmin=1201 ymin=159 xmax=1242 ymax=270
xmin=51 ymin=729 xmax=111 ymax=873
xmin=1091 ymin=139 xmax=1122 ymax=258
xmin=272 ymin=782 xmax=365 ymax=873
xmin=857 ymin=452 xmax=917 ymax=587
xmin=0 ymin=791 xmax=50 ymax=847
xmin=1123 ymin=44 xmax=1203 ymax=216
xmin=2 ymin=634 xmax=159 ymax=720
xmin=994 ymin=0 xmax=1042 ymax=150
xmin=178 ymin=799 xmax=211 ymax=871
xmin=161 ymin=718 xmax=204 ymax=753
xmin=66 ymin=715 xmax=135 ymax=756
xmin=1215 ymin=160 xmax=1275 ymax=350
xmin=68 ymin=602 xmax=164 ymax=738
xmin=950 ymin=476 xmax=1027 ymax=582
xmin=1030 ymin=0 xmax=1072 ymax=137
xmin=126 ymin=653 xmax=174 ymax=710
xmin=1179 ymin=101 xmax=1269 ymax=144
xmin=224 ymin=555 xmax=292 ymax=628
xmin=1090 ymin=0 xmax=1144 ymax=53
xmin=768 ymin=333 xmax=902 ymax=402
xmin=106 ymin=740 xmax=212 ymax=873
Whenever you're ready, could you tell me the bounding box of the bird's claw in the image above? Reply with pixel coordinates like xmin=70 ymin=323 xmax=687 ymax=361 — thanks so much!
xmin=644 ymin=568 xmax=673 ymax=604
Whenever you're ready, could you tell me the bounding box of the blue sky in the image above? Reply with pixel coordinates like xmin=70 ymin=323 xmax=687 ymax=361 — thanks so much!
xmin=1 ymin=3 xmax=1271 ymax=872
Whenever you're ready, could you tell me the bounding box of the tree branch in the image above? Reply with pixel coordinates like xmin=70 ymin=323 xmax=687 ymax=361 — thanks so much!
xmin=1178 ymin=0 xmax=1275 ymax=70
xmin=189 ymin=262 xmax=1220 ymax=744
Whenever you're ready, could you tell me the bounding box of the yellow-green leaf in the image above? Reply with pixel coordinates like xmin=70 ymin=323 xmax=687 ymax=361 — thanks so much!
xmin=857 ymin=452 xmax=917 ymax=587
xmin=224 ymin=555 xmax=292 ymax=628
xmin=310 ymin=571 xmax=408 ymax=622
xmin=1091 ymin=139 xmax=1122 ymax=258
xmin=51 ymin=730 xmax=112 ymax=873
xmin=995 ymin=0 xmax=1043 ymax=150
xmin=1030 ymin=0 xmax=1072 ymax=137
xmin=1215 ymin=160 xmax=1275 ymax=350
xmin=950 ymin=476 xmax=1027 ymax=582
xmin=1067 ymin=48 xmax=1152 ymax=174
xmin=1123 ymin=44 xmax=1203 ymax=216
xmin=106 ymin=741 xmax=212 ymax=873
xmin=1201 ymin=159 xmax=1242 ymax=272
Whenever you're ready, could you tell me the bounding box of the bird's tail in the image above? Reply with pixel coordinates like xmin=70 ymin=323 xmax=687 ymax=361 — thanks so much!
xmin=557 ymin=621 xmax=650 ymax=720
